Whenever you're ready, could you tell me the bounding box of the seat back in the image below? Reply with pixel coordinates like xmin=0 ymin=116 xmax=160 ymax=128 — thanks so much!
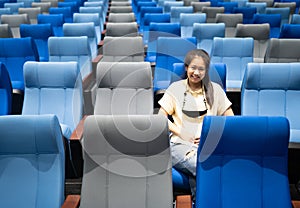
xmin=0 ymin=62 xmax=12 ymax=115
xmin=211 ymin=37 xmax=254 ymax=90
xmin=274 ymin=2 xmax=296 ymax=14
xmin=191 ymin=1 xmax=211 ymax=13
xmin=31 ymin=2 xmax=51 ymax=14
xmin=235 ymin=23 xmax=270 ymax=63
xmin=245 ymin=2 xmax=267 ymax=14
xmin=264 ymin=38 xmax=300 ymax=63
xmin=79 ymin=6 xmax=105 ymax=31
xmin=22 ymin=61 xmax=83 ymax=138
xmin=232 ymin=7 xmax=256 ymax=24
xmin=0 ymin=13 xmax=30 ymax=37
xmin=37 ymin=14 xmax=64 ymax=36
xmin=241 ymin=62 xmax=300 ymax=143
xmin=201 ymin=6 xmax=225 ymax=23
xmin=0 ymin=37 xmax=39 ymax=91
xmin=48 ymin=36 xmax=92 ymax=79
xmin=80 ymin=115 xmax=172 ymax=208
xmin=107 ymin=12 xmax=136 ymax=22
xmin=102 ymin=36 xmax=144 ymax=62
xmin=170 ymin=6 xmax=193 ymax=23
xmin=266 ymin=7 xmax=290 ymax=26
xmin=18 ymin=7 xmax=41 ymax=24
xmin=217 ymin=1 xmax=239 ymax=13
xmin=20 ymin=23 xmax=54 ymax=62
xmin=0 ymin=24 xmax=13 ymax=38
xmin=4 ymin=2 xmax=24 ymax=14
xmin=196 ymin=115 xmax=291 ymax=208
xmin=279 ymin=24 xmax=300 ymax=38
xmin=109 ymin=5 xmax=133 ymax=13
xmin=153 ymin=37 xmax=196 ymax=93
xmin=179 ymin=13 xmax=206 ymax=38
xmin=105 ymin=22 xmax=138 ymax=37
xmin=0 ymin=114 xmax=65 ymax=208
xmin=163 ymin=1 xmax=184 ymax=13
xmin=49 ymin=6 xmax=72 ymax=23
xmin=215 ymin=13 xmax=243 ymax=37
xmin=252 ymin=13 xmax=281 ymax=38
xmin=94 ymin=62 xmax=153 ymax=115
xmin=192 ymin=23 xmax=225 ymax=55
xmin=291 ymin=14 xmax=300 ymax=24
xmin=63 ymin=22 xmax=98 ymax=58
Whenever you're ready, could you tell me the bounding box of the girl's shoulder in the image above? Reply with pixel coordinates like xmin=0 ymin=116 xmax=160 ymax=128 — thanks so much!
xmin=168 ymin=79 xmax=186 ymax=91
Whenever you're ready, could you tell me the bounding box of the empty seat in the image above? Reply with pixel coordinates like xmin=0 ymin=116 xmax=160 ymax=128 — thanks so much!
xmin=264 ymin=38 xmax=300 ymax=63
xmin=192 ymin=23 xmax=225 ymax=55
xmin=163 ymin=1 xmax=184 ymax=13
xmin=180 ymin=13 xmax=206 ymax=38
xmin=241 ymin=62 xmax=300 ymax=145
xmin=0 ymin=37 xmax=39 ymax=92
xmin=0 ymin=114 xmax=65 ymax=208
xmin=215 ymin=13 xmax=243 ymax=37
xmin=49 ymin=7 xmax=73 ymax=23
xmin=4 ymin=2 xmax=24 ymax=14
xmin=274 ymin=2 xmax=296 ymax=14
xmin=48 ymin=36 xmax=92 ymax=79
xmin=107 ymin=12 xmax=135 ymax=23
xmin=235 ymin=23 xmax=270 ymax=63
xmin=0 ymin=63 xmax=12 ymax=115
xmin=170 ymin=6 xmax=193 ymax=23
xmin=252 ymin=13 xmax=281 ymax=38
xmin=266 ymin=7 xmax=290 ymax=26
xmin=31 ymin=2 xmax=51 ymax=14
xmin=191 ymin=1 xmax=211 ymax=13
xmin=291 ymin=14 xmax=300 ymax=24
xmin=211 ymin=37 xmax=254 ymax=91
xmin=94 ymin=62 xmax=153 ymax=115
xmin=232 ymin=7 xmax=257 ymax=24
xmin=0 ymin=24 xmax=13 ymax=38
xmin=101 ymin=36 xmax=145 ymax=62
xmin=104 ymin=22 xmax=138 ymax=37
xmin=63 ymin=22 xmax=98 ymax=58
xmin=109 ymin=5 xmax=133 ymax=13
xmin=37 ymin=14 xmax=64 ymax=37
xmin=0 ymin=13 xmax=30 ymax=38
xmin=18 ymin=7 xmax=41 ymax=24
xmin=20 ymin=23 xmax=54 ymax=62
xmin=217 ymin=2 xmax=239 ymax=13
xmin=279 ymin=23 xmax=300 ymax=38
xmin=245 ymin=2 xmax=267 ymax=14
xmin=79 ymin=6 xmax=105 ymax=31
xmin=202 ymin=6 xmax=225 ymax=23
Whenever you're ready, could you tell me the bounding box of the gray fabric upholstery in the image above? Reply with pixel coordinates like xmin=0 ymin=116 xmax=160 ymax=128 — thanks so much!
xmin=216 ymin=13 xmax=243 ymax=37
xmin=102 ymin=36 xmax=144 ymax=62
xmin=31 ymin=2 xmax=51 ymax=14
xmin=235 ymin=23 xmax=270 ymax=63
xmin=105 ymin=22 xmax=138 ymax=37
xmin=107 ymin=12 xmax=136 ymax=22
xmin=191 ymin=1 xmax=211 ymax=13
xmin=0 ymin=24 xmax=13 ymax=38
xmin=264 ymin=38 xmax=300 ymax=63
xmin=109 ymin=6 xmax=133 ymax=13
xmin=18 ymin=7 xmax=41 ymax=24
xmin=0 ymin=14 xmax=30 ymax=37
xmin=94 ymin=62 xmax=153 ymax=115
xmin=202 ymin=6 xmax=225 ymax=23
xmin=80 ymin=114 xmax=173 ymax=208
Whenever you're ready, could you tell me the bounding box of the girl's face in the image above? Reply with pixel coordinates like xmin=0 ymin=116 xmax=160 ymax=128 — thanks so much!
xmin=186 ymin=56 xmax=206 ymax=85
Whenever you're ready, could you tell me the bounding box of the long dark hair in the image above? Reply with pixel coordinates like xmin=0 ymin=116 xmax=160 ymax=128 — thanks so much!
xmin=184 ymin=49 xmax=214 ymax=107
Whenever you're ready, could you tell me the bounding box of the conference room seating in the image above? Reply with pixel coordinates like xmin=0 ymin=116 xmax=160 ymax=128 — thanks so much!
xmin=191 ymin=1 xmax=211 ymax=13
xmin=0 ymin=8 xmax=11 ymax=24
xmin=49 ymin=7 xmax=73 ymax=23
xmin=153 ymin=37 xmax=197 ymax=94
xmin=0 ymin=24 xmax=13 ymax=38
xmin=20 ymin=23 xmax=54 ymax=62
xmin=179 ymin=13 xmax=206 ymax=38
xmin=0 ymin=115 xmax=65 ymax=208
xmin=202 ymin=6 xmax=225 ymax=23
xmin=3 ymin=2 xmax=24 ymax=14
xmin=103 ymin=22 xmax=138 ymax=37
xmin=264 ymin=38 xmax=300 ymax=63
xmin=79 ymin=6 xmax=105 ymax=31
xmin=235 ymin=23 xmax=270 ymax=63
xmin=215 ymin=13 xmax=243 ymax=37
xmin=245 ymin=2 xmax=267 ymax=14
xmin=232 ymin=7 xmax=257 ymax=24
xmin=94 ymin=62 xmax=153 ymax=115
xmin=241 ymin=62 xmax=300 ymax=146
xmin=192 ymin=23 xmax=225 ymax=55
xmin=252 ymin=13 xmax=281 ymax=38
xmin=279 ymin=23 xmax=300 ymax=38
xmin=0 ymin=62 xmax=12 ymax=116
xmin=274 ymin=1 xmax=296 ymax=15
xmin=170 ymin=6 xmax=193 ymax=23
xmin=41 ymin=0 xmax=58 ymax=7
xmin=266 ymin=7 xmax=290 ymax=26
xmin=139 ymin=6 xmax=163 ymax=28
xmin=210 ymin=37 xmax=254 ymax=91
xmin=291 ymin=14 xmax=300 ymax=23
xmin=61 ymin=114 xmax=177 ymax=208
xmin=0 ymin=13 xmax=30 ymax=38
xmin=136 ymin=1 xmax=156 ymax=23
xmin=18 ymin=7 xmax=41 ymax=24
xmin=163 ymin=1 xmax=184 ymax=13
xmin=37 ymin=14 xmax=64 ymax=37
xmin=193 ymin=115 xmax=293 ymax=208
xmin=31 ymin=2 xmax=51 ymax=14
xmin=63 ymin=22 xmax=98 ymax=58
xmin=217 ymin=2 xmax=239 ymax=13
xmin=109 ymin=5 xmax=133 ymax=13
xmin=0 ymin=37 xmax=39 ymax=92
xmin=58 ymin=1 xmax=79 ymax=14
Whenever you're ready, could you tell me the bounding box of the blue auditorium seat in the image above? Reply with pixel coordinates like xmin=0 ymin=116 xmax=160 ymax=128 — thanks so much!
xmin=37 ymin=14 xmax=64 ymax=37
xmin=252 ymin=13 xmax=281 ymax=38
xmin=0 ymin=114 xmax=65 ymax=208
xmin=279 ymin=24 xmax=300 ymax=38
xmin=49 ymin=7 xmax=73 ymax=23
xmin=195 ymin=116 xmax=291 ymax=208
xmin=20 ymin=23 xmax=54 ymax=62
xmin=170 ymin=6 xmax=193 ymax=23
xmin=241 ymin=62 xmax=300 ymax=145
xmin=233 ymin=7 xmax=257 ymax=24
xmin=0 ymin=62 xmax=12 ymax=115
xmin=180 ymin=13 xmax=206 ymax=38
xmin=0 ymin=37 xmax=39 ymax=92
xmin=266 ymin=7 xmax=290 ymax=26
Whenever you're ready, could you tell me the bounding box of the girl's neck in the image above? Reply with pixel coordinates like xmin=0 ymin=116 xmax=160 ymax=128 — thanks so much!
xmin=188 ymin=79 xmax=202 ymax=91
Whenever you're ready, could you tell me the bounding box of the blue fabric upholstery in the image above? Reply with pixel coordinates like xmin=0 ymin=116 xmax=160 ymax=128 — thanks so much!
xmin=136 ymin=1 xmax=157 ymax=24
xmin=0 ymin=37 xmax=39 ymax=91
xmin=266 ymin=7 xmax=290 ymax=26
xmin=233 ymin=7 xmax=257 ymax=24
xmin=48 ymin=36 xmax=92 ymax=80
xmin=180 ymin=13 xmax=206 ymax=38
xmin=291 ymin=14 xmax=300 ymax=24
xmin=170 ymin=6 xmax=193 ymax=23
xmin=0 ymin=62 xmax=12 ymax=115
xmin=245 ymin=2 xmax=267 ymax=14
xmin=20 ymin=23 xmax=54 ymax=62
xmin=196 ymin=116 xmax=291 ymax=208
xmin=153 ymin=37 xmax=196 ymax=93
xmin=139 ymin=6 xmax=163 ymax=32
xmin=192 ymin=23 xmax=225 ymax=55
xmin=79 ymin=6 xmax=105 ymax=31
xmin=49 ymin=6 xmax=73 ymax=23
xmin=217 ymin=2 xmax=239 ymax=13
xmin=252 ymin=14 xmax=281 ymax=38
xmin=145 ymin=22 xmax=181 ymax=63
xmin=22 ymin=61 xmax=83 ymax=140
xmin=211 ymin=37 xmax=254 ymax=90
xmin=37 ymin=14 xmax=64 ymax=37
xmin=241 ymin=62 xmax=300 ymax=144
xmin=279 ymin=24 xmax=300 ymax=38
xmin=0 ymin=114 xmax=65 ymax=208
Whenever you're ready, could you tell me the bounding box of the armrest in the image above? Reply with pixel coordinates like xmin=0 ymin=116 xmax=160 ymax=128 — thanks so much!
xmin=70 ymin=115 xmax=88 ymax=141
xmin=293 ymin=200 xmax=300 ymax=208
xmin=98 ymin=40 xmax=104 ymax=48
xmin=61 ymin=195 xmax=80 ymax=208
xmin=176 ymin=195 xmax=192 ymax=208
